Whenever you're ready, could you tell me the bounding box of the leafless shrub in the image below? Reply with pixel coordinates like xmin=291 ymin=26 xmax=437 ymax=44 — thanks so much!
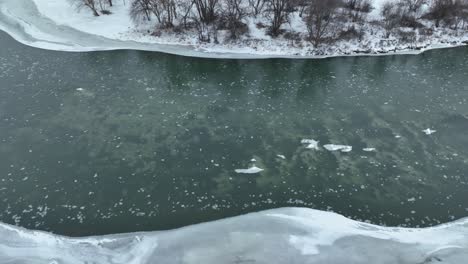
xmin=291 ymin=0 xmax=309 ymax=17
xmin=71 ymin=0 xmax=101 ymax=16
xmin=401 ymin=0 xmax=427 ymax=14
xmin=396 ymin=29 xmax=417 ymax=44
xmin=283 ymin=30 xmax=302 ymax=41
xmin=158 ymin=0 xmax=178 ymax=27
xmin=248 ymin=0 xmax=267 ymax=17
xmin=343 ymin=0 xmax=373 ymax=22
xmin=193 ymin=0 xmax=219 ymax=24
xmin=96 ymin=0 xmax=111 ymax=12
xmin=265 ymin=0 xmax=291 ymax=37
xmin=338 ymin=25 xmax=363 ymax=40
xmin=219 ymin=0 xmax=249 ymax=39
xmin=130 ymin=0 xmax=153 ymax=22
xmin=381 ymin=1 xmax=403 ymax=37
xmin=426 ymin=0 xmax=467 ymax=28
xmin=195 ymin=21 xmax=218 ymax=42
xmin=304 ymin=0 xmax=341 ymax=47
xmin=175 ymin=0 xmax=194 ymax=28
xmin=256 ymin=22 xmax=267 ymax=29
xmin=130 ymin=0 xmax=177 ymax=28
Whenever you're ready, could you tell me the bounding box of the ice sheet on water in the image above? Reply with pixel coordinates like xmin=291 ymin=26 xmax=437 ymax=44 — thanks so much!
xmin=363 ymin=148 xmax=376 ymax=152
xmin=301 ymin=139 xmax=319 ymax=150
xmin=324 ymin=144 xmax=353 ymax=152
xmin=277 ymin=154 xmax=286 ymax=160
xmin=235 ymin=166 xmax=264 ymax=174
xmin=1 ymin=207 xmax=468 ymax=264
xmin=423 ymin=128 xmax=437 ymax=135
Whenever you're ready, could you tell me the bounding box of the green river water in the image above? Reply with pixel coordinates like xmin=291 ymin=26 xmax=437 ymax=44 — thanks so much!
xmin=0 ymin=32 xmax=468 ymax=236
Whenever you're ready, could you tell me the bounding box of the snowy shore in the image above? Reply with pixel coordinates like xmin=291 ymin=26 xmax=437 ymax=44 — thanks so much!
xmin=1 ymin=207 xmax=468 ymax=264
xmin=0 ymin=0 xmax=466 ymax=58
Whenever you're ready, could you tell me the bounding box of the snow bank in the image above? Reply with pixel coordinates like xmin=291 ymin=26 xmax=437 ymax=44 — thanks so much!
xmin=1 ymin=207 xmax=467 ymax=264
xmin=0 ymin=0 xmax=467 ymax=58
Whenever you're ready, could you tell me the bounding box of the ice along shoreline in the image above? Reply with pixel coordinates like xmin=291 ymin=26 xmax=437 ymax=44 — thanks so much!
xmin=1 ymin=207 xmax=468 ymax=264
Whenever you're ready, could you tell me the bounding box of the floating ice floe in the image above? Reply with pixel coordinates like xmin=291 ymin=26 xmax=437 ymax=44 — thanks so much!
xmin=301 ymin=139 xmax=319 ymax=150
xmin=363 ymin=148 xmax=376 ymax=152
xmin=324 ymin=144 xmax=352 ymax=153
xmin=235 ymin=166 xmax=264 ymax=174
xmin=277 ymin=154 xmax=286 ymax=160
xmin=423 ymin=128 xmax=437 ymax=135
xmin=76 ymin=88 xmax=84 ymax=91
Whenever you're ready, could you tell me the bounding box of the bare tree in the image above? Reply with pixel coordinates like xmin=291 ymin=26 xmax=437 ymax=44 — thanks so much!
xmin=96 ymin=0 xmax=111 ymax=13
xmin=130 ymin=0 xmax=176 ymax=27
xmin=428 ymin=0 xmax=457 ymax=27
xmin=72 ymin=0 xmax=101 ymax=16
xmin=248 ymin=0 xmax=267 ymax=17
xmin=381 ymin=1 xmax=402 ymax=37
xmin=389 ymin=0 xmax=426 ymax=29
xmin=221 ymin=0 xmax=248 ymax=39
xmin=343 ymin=0 xmax=373 ymax=22
xmin=428 ymin=0 xmax=468 ymax=28
xmin=193 ymin=0 xmax=219 ymax=24
xmin=130 ymin=0 xmax=152 ymax=22
xmin=402 ymin=0 xmax=427 ymax=14
xmin=304 ymin=0 xmax=340 ymax=47
xmin=158 ymin=0 xmax=177 ymax=27
xmin=265 ymin=0 xmax=291 ymax=37
xmin=175 ymin=0 xmax=194 ymax=28
xmin=462 ymin=0 xmax=468 ymax=28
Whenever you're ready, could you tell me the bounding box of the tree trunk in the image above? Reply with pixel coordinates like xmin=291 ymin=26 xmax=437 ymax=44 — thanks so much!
xmin=85 ymin=2 xmax=100 ymax=16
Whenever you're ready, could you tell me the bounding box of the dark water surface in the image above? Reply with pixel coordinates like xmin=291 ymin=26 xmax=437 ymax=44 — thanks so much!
xmin=1 ymin=32 xmax=468 ymax=236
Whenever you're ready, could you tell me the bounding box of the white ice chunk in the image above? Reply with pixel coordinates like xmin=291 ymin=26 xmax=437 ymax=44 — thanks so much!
xmin=277 ymin=155 xmax=286 ymax=160
xmin=423 ymin=128 xmax=437 ymax=135
xmin=235 ymin=166 xmax=264 ymax=174
xmin=324 ymin=144 xmax=352 ymax=152
xmin=363 ymin=148 xmax=376 ymax=152
xmin=301 ymin=139 xmax=319 ymax=150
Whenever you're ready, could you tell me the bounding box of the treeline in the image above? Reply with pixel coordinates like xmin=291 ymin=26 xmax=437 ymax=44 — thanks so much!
xmin=73 ymin=0 xmax=468 ymax=46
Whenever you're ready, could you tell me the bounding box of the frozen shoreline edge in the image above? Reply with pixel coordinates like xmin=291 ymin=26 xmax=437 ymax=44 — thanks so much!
xmin=1 ymin=207 xmax=468 ymax=264
xmin=1 ymin=24 xmax=466 ymax=59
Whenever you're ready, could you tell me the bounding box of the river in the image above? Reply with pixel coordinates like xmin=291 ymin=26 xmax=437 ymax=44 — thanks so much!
xmin=0 ymin=31 xmax=468 ymax=236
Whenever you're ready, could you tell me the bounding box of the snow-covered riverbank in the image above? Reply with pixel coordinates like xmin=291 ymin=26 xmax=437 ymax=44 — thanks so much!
xmin=0 ymin=0 xmax=467 ymax=58
xmin=1 ymin=207 xmax=468 ymax=264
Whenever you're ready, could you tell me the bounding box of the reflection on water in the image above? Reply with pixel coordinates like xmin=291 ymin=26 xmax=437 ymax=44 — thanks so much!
xmin=0 ymin=32 xmax=468 ymax=236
